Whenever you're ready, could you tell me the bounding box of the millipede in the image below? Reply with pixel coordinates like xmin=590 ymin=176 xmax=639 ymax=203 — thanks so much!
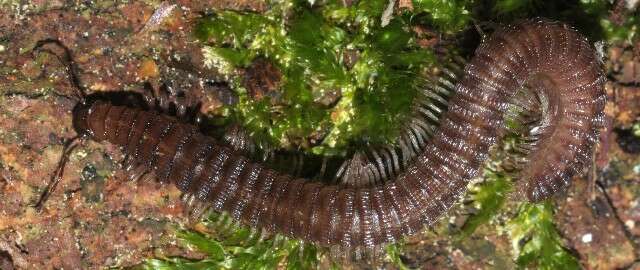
xmin=34 ymin=18 xmax=606 ymax=256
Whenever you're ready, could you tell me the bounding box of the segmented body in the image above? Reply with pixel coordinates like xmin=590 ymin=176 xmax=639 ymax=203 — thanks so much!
xmin=69 ymin=19 xmax=605 ymax=249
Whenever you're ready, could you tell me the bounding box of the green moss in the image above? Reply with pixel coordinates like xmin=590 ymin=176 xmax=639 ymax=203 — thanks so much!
xmin=143 ymin=213 xmax=319 ymax=270
xmin=580 ymin=0 xmax=639 ymax=43
xmin=459 ymin=168 xmax=511 ymax=238
xmin=599 ymin=15 xmax=639 ymax=43
xmin=385 ymin=243 xmax=409 ymax=270
xmin=412 ymin=0 xmax=471 ymax=33
xmin=493 ymin=0 xmax=540 ymax=15
xmin=508 ymin=202 xmax=580 ymax=270
xmin=197 ymin=0 xmax=451 ymax=155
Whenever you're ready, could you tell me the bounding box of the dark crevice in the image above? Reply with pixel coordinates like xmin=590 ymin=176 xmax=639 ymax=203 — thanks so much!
xmin=0 ymin=250 xmax=14 ymax=270
xmin=614 ymin=128 xmax=640 ymax=154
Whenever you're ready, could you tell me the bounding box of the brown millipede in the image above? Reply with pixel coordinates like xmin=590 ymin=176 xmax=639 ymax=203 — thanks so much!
xmin=35 ymin=18 xmax=606 ymax=254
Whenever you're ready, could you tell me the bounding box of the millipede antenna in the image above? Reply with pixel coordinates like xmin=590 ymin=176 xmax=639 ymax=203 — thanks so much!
xmin=32 ymin=39 xmax=87 ymax=103
xmin=32 ymin=39 xmax=88 ymax=211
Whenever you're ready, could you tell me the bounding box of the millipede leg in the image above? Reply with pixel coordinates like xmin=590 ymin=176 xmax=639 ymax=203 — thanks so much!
xmin=222 ymin=124 xmax=256 ymax=155
xmin=142 ymin=82 xmax=159 ymax=110
xmin=144 ymin=82 xmax=204 ymax=124
xmin=187 ymin=200 xmax=210 ymax=223
xmin=124 ymin=164 xmax=151 ymax=182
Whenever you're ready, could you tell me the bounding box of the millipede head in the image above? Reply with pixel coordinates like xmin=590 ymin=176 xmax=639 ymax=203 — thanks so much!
xmin=71 ymin=101 xmax=94 ymax=137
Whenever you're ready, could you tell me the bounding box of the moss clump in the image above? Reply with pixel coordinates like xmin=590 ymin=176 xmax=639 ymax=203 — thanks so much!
xmin=143 ymin=213 xmax=320 ymax=270
xmin=508 ymin=202 xmax=580 ymax=270
xmin=459 ymin=168 xmax=511 ymax=238
xmin=196 ymin=0 xmax=469 ymax=156
xmin=579 ymin=0 xmax=639 ymax=43
xmin=412 ymin=0 xmax=471 ymax=33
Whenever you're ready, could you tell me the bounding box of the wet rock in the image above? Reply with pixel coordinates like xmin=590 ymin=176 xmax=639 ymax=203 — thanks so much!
xmin=556 ymin=178 xmax=637 ymax=270
xmin=0 ymin=2 xmax=215 ymax=268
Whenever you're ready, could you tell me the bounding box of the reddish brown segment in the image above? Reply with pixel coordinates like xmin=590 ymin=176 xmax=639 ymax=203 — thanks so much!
xmin=75 ymin=18 xmax=605 ymax=249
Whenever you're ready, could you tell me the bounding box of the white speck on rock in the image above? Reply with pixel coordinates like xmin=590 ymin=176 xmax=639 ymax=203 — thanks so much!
xmin=633 ymin=164 xmax=640 ymax=174
xmin=625 ymin=220 xmax=635 ymax=229
xmin=581 ymin=233 xmax=593 ymax=243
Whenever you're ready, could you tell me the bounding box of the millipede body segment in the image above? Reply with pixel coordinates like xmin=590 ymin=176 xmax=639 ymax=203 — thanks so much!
xmin=65 ymin=18 xmax=605 ymax=250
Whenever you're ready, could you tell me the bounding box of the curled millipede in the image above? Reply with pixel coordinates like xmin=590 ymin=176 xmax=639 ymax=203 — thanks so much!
xmin=228 ymin=57 xmax=462 ymax=188
xmin=36 ymin=18 xmax=605 ymax=254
